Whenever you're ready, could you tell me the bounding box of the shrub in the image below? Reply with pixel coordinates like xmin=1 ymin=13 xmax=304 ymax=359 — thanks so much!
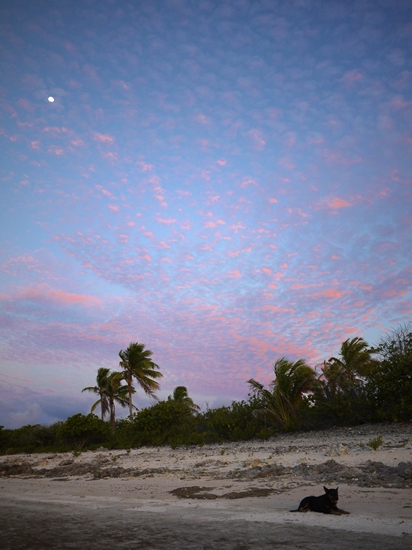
xmin=122 ymin=399 xmax=199 ymax=447
xmin=367 ymin=354 xmax=412 ymax=422
xmin=56 ymin=413 xmax=109 ymax=449
xmin=367 ymin=435 xmax=383 ymax=450
xmin=0 ymin=422 xmax=63 ymax=454
xmin=201 ymin=399 xmax=269 ymax=442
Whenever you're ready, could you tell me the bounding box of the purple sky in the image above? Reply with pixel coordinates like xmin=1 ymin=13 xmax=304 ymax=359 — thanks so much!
xmin=1 ymin=0 xmax=411 ymax=428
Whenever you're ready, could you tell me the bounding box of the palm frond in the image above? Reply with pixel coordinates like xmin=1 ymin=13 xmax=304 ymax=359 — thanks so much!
xmin=248 ymin=358 xmax=316 ymax=430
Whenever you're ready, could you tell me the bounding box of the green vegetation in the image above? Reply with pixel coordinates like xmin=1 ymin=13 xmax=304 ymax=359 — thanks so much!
xmin=82 ymin=368 xmax=130 ymax=435
xmin=118 ymin=342 xmax=163 ymax=417
xmin=367 ymin=325 xmax=412 ymax=422
xmin=248 ymin=357 xmax=317 ymax=431
xmin=367 ymin=435 xmax=383 ymax=450
xmin=81 ymin=367 xmax=111 ymax=420
xmin=56 ymin=413 xmax=109 ymax=449
xmin=310 ymin=336 xmax=380 ymax=428
xmin=1 ymin=325 xmax=411 ymax=455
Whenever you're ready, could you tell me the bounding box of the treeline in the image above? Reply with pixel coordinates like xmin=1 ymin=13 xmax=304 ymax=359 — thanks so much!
xmin=1 ymin=324 xmax=411 ymax=454
xmin=0 ymin=397 xmax=270 ymax=454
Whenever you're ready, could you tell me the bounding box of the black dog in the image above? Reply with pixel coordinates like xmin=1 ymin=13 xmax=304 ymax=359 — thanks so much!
xmin=290 ymin=486 xmax=350 ymax=515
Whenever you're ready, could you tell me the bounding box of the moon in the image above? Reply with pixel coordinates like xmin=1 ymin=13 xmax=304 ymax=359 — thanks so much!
xmin=48 ymin=96 xmax=55 ymax=102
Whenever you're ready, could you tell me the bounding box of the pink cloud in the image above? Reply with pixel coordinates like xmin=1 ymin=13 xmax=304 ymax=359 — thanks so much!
xmin=3 ymin=285 xmax=102 ymax=308
xmin=2 ymin=254 xmax=40 ymax=274
xmin=180 ymin=221 xmax=192 ymax=230
xmin=382 ymin=288 xmax=409 ymax=298
xmin=389 ymin=96 xmax=412 ymax=110
xmin=314 ymin=196 xmax=352 ymax=211
xmin=48 ymin=146 xmax=64 ymax=155
xmin=0 ymin=372 xmax=34 ymax=384
xmin=96 ymin=186 xmax=114 ymax=198
xmin=228 ymin=247 xmax=252 ymax=257
xmin=230 ymin=222 xmax=245 ymax=231
xmin=42 ymin=126 xmax=70 ymax=135
xmin=327 ymin=197 xmax=351 ymax=209
xmin=278 ymin=157 xmax=296 ymax=170
xmin=314 ymin=289 xmax=343 ymax=298
xmin=94 ymin=132 xmax=114 ymax=143
xmin=291 ymin=283 xmax=309 ymax=290
xmin=284 ymin=133 xmax=296 ymax=147
xmin=227 ymin=270 xmax=241 ymax=278
xmin=262 ymin=305 xmax=291 ymax=313
xmin=240 ymin=179 xmax=257 ymax=188
xmin=323 ymin=151 xmax=363 ymax=166
xmin=157 ymin=217 xmax=177 ymax=224
xmin=103 ymin=152 xmax=118 ymax=162
xmin=177 ymin=190 xmax=192 ymax=198
xmin=342 ymin=70 xmax=363 ymax=85
xmin=111 ymin=79 xmax=130 ymax=90
xmin=136 ymin=161 xmax=155 ymax=171
xmin=247 ymin=129 xmax=266 ymax=149
xmin=196 ymin=113 xmax=210 ymax=125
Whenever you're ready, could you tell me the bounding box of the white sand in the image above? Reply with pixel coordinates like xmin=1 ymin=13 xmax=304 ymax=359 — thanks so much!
xmin=1 ymin=422 xmax=411 ymax=546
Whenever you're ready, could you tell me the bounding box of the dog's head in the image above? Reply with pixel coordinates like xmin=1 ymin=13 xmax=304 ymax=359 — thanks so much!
xmin=324 ymin=486 xmax=339 ymax=505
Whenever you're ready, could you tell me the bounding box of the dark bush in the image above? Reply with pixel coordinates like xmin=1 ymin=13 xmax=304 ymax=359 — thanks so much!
xmin=201 ymin=399 xmax=271 ymax=442
xmin=0 ymin=422 xmax=64 ymax=454
xmin=367 ymin=355 xmax=412 ymax=422
xmin=56 ymin=413 xmax=109 ymax=449
xmin=117 ymin=399 xmax=199 ymax=447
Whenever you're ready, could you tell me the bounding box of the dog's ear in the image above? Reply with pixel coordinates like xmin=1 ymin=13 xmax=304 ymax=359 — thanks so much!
xmin=323 ymin=486 xmax=328 ymax=493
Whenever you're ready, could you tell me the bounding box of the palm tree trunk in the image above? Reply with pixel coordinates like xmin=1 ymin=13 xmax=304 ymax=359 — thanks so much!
xmin=100 ymin=394 xmax=105 ymax=421
xmin=109 ymin=397 xmax=115 ymax=435
xmin=127 ymin=376 xmax=133 ymax=417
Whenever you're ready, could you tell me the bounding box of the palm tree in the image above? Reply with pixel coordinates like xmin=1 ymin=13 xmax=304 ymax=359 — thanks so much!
xmin=248 ymin=357 xmax=317 ymax=431
xmin=119 ymin=342 xmax=163 ymax=417
xmin=325 ymin=337 xmax=379 ymax=391
xmin=105 ymin=371 xmax=131 ymax=435
xmin=168 ymin=386 xmax=200 ymax=414
xmin=81 ymin=367 xmax=111 ymax=420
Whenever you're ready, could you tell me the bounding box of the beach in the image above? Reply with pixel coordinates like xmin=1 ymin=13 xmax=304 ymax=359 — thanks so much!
xmin=1 ymin=422 xmax=411 ymax=549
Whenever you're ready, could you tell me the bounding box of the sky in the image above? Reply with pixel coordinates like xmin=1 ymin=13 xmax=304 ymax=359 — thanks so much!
xmin=1 ymin=0 xmax=411 ymax=429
